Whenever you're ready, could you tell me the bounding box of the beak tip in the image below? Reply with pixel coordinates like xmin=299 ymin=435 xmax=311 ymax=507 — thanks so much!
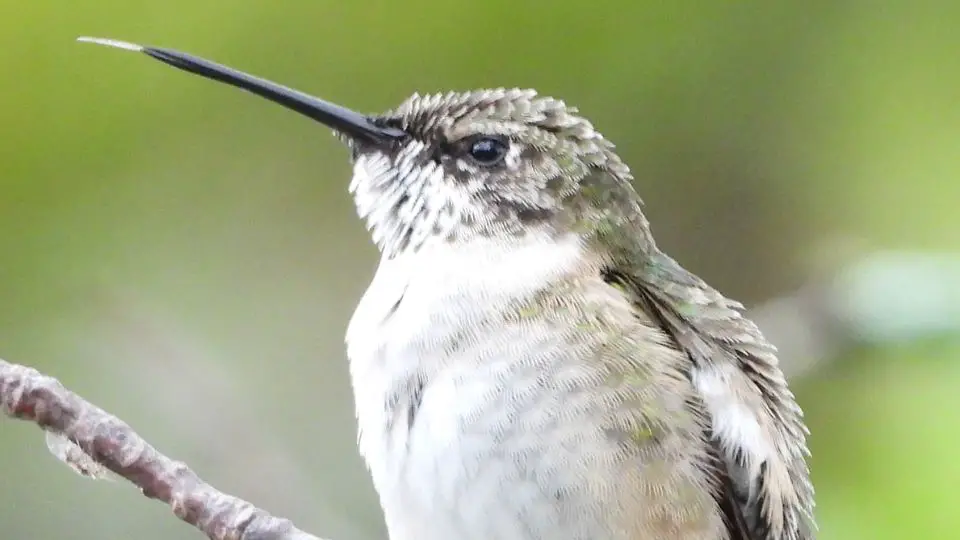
xmin=77 ymin=36 xmax=144 ymax=53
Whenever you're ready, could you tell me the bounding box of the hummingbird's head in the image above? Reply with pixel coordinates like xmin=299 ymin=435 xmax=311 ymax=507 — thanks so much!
xmin=81 ymin=39 xmax=645 ymax=257
xmin=347 ymin=89 xmax=639 ymax=256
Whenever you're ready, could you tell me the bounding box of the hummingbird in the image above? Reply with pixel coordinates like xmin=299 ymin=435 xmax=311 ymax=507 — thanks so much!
xmin=79 ymin=37 xmax=816 ymax=540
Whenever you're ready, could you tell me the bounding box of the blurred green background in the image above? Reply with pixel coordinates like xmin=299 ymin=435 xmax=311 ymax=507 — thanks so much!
xmin=2 ymin=2 xmax=959 ymax=539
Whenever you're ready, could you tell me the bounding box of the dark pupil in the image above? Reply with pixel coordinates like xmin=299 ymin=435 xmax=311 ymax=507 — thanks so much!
xmin=469 ymin=138 xmax=506 ymax=164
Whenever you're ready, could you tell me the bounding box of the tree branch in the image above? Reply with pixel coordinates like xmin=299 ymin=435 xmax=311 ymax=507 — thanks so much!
xmin=0 ymin=359 xmax=327 ymax=540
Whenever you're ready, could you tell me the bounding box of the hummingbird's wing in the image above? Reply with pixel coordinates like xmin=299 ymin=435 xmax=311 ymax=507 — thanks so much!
xmin=603 ymin=250 xmax=815 ymax=540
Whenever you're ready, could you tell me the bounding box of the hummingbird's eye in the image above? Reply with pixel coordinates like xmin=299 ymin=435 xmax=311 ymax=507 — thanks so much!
xmin=467 ymin=136 xmax=509 ymax=166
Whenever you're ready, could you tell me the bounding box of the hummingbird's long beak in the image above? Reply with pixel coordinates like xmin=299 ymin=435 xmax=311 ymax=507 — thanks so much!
xmin=77 ymin=37 xmax=407 ymax=145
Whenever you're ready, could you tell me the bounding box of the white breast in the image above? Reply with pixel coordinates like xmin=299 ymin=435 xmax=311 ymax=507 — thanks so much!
xmin=344 ymin=233 xmax=586 ymax=540
xmin=346 ymin=233 xmax=585 ymax=368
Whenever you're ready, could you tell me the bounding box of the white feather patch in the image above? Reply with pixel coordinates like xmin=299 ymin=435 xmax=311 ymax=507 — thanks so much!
xmin=692 ymin=363 xmax=771 ymax=477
